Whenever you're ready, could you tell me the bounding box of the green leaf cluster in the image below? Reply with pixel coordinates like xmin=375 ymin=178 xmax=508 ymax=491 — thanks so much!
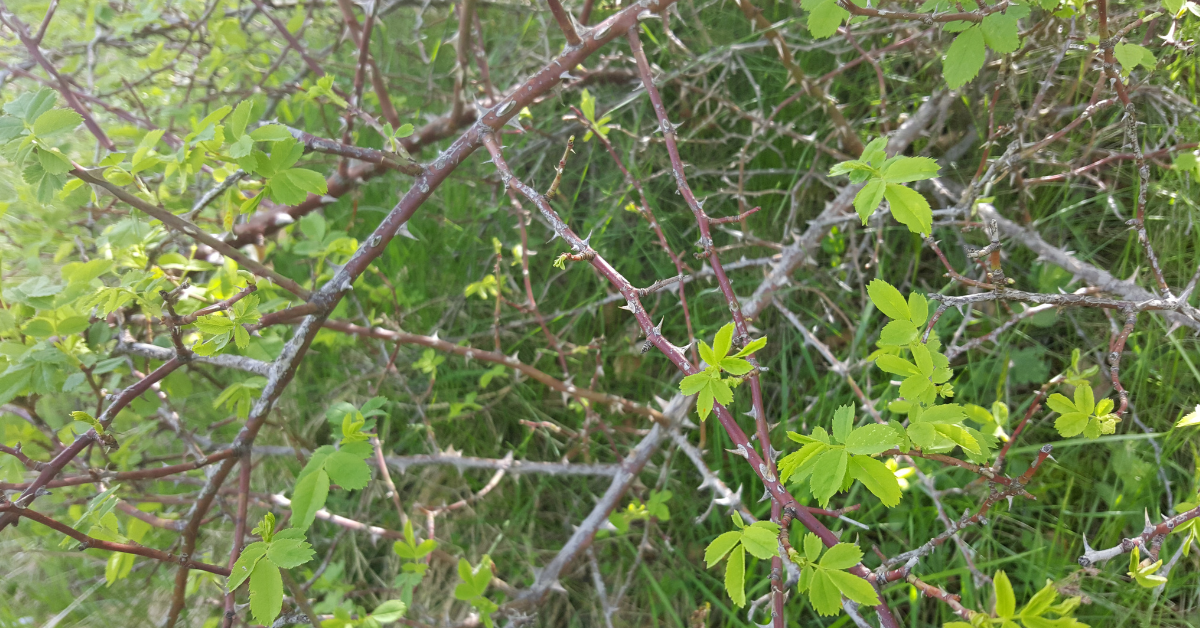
xmin=793 ymin=533 xmax=880 ymax=616
xmin=104 ymin=517 xmax=151 ymax=586
xmin=0 ymin=89 xmax=82 ymax=202
xmin=213 ymin=376 xmax=267 ymax=420
xmin=678 ymin=323 xmax=766 ymax=421
xmin=227 ymin=513 xmax=315 ymax=626
xmin=293 ymin=212 xmax=358 ymax=261
xmin=829 ymin=138 xmax=939 ymax=234
xmin=392 ymin=519 xmax=438 ymax=605
xmin=780 ymin=405 xmax=904 ymax=507
xmin=869 ymin=279 xmax=997 ymax=461
xmin=703 ymin=514 xmax=782 ymax=607
xmin=289 ymin=402 xmax=377 ymax=530
xmin=322 ymin=599 xmax=410 ymax=628
xmin=193 ymin=292 xmax=262 ymax=355
xmin=1171 ymin=497 xmax=1200 ymax=556
xmin=1114 ymin=42 xmax=1156 ymax=76
xmin=1047 ymin=382 xmax=1119 ymax=439
xmin=454 ymin=556 xmax=498 ymax=627
xmin=608 ymin=489 xmax=671 ymax=533
xmin=1128 ymin=545 xmax=1168 ymax=588
xmin=945 ymin=570 xmax=1088 ymax=628
xmin=579 ymin=89 xmax=612 ymax=142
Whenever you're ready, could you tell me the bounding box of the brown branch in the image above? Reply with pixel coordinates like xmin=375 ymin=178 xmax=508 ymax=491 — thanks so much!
xmin=1 ymin=505 xmax=230 ymax=576
xmin=546 ymin=0 xmax=582 ymax=46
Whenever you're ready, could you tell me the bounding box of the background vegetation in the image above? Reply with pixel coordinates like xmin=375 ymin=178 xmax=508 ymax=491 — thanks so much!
xmin=1 ymin=0 xmax=1199 ymax=625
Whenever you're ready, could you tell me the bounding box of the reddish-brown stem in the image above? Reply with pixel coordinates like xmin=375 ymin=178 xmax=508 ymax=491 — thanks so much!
xmin=222 ymin=452 xmax=252 ymax=628
xmin=570 ymin=105 xmax=698 ymax=364
xmin=2 ymin=505 xmax=230 ymax=576
xmin=451 ymin=0 xmax=476 ymax=124
xmin=993 ymin=375 xmax=1063 ymax=472
xmin=709 ymin=206 xmax=761 ymax=225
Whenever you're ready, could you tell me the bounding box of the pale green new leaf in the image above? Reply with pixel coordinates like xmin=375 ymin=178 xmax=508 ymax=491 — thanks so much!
xmin=713 ymin=323 xmax=735 ymax=362
xmin=994 ymin=570 xmax=1016 ymax=618
xmin=880 ymin=320 xmax=918 ymax=345
xmin=228 ymin=100 xmax=254 ymax=140
xmin=33 ymin=109 xmax=84 ymax=137
xmin=1074 ymin=383 xmax=1095 ymax=416
xmin=881 ymin=156 xmax=940 ymax=183
xmin=868 ymin=279 xmax=910 ymax=321
xmin=1176 ymin=404 xmax=1200 ymax=428
xmin=808 ymin=569 xmax=842 ymax=616
xmin=248 ymin=558 xmax=283 ymax=625
xmin=266 ymin=538 xmax=314 ymax=569
xmin=1045 ymin=394 xmax=1076 ymax=415
xmin=855 ymin=179 xmax=886 ymax=224
xmin=804 ymin=533 xmax=824 ymax=562
xmin=725 ymin=545 xmax=746 ymax=607
xmin=731 ymin=336 xmax=767 ymax=358
xmin=740 ymin=521 xmax=782 ymax=559
xmin=845 ymin=424 xmax=900 ymax=455
xmin=876 ymin=354 xmax=920 ymax=376
xmin=826 ymin=569 xmax=880 ymax=606
xmin=228 ymin=541 xmax=269 ymax=591
xmin=289 ymin=467 xmax=330 ymax=530
xmin=884 ymin=183 xmax=933 ymax=235
xmin=832 ymin=404 xmax=854 ymax=443
xmin=1055 ymin=412 xmax=1089 ymax=437
xmin=325 ymin=450 xmax=371 ymax=490
xmin=705 ymin=531 xmax=743 ymax=567
xmin=1114 ymin=42 xmax=1155 ymax=76
xmin=680 ymin=372 xmax=712 ymax=396
xmin=819 ymin=543 xmax=863 ymax=570
xmin=803 ymin=0 xmax=850 ymax=38
xmin=371 ymin=600 xmax=409 ymax=623
xmin=849 ymin=455 xmax=903 ymax=507
xmin=810 ymin=448 xmax=848 ymax=506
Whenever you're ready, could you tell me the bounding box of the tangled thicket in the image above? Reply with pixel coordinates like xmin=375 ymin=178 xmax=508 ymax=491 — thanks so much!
xmin=1 ymin=0 xmax=1200 ymax=625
